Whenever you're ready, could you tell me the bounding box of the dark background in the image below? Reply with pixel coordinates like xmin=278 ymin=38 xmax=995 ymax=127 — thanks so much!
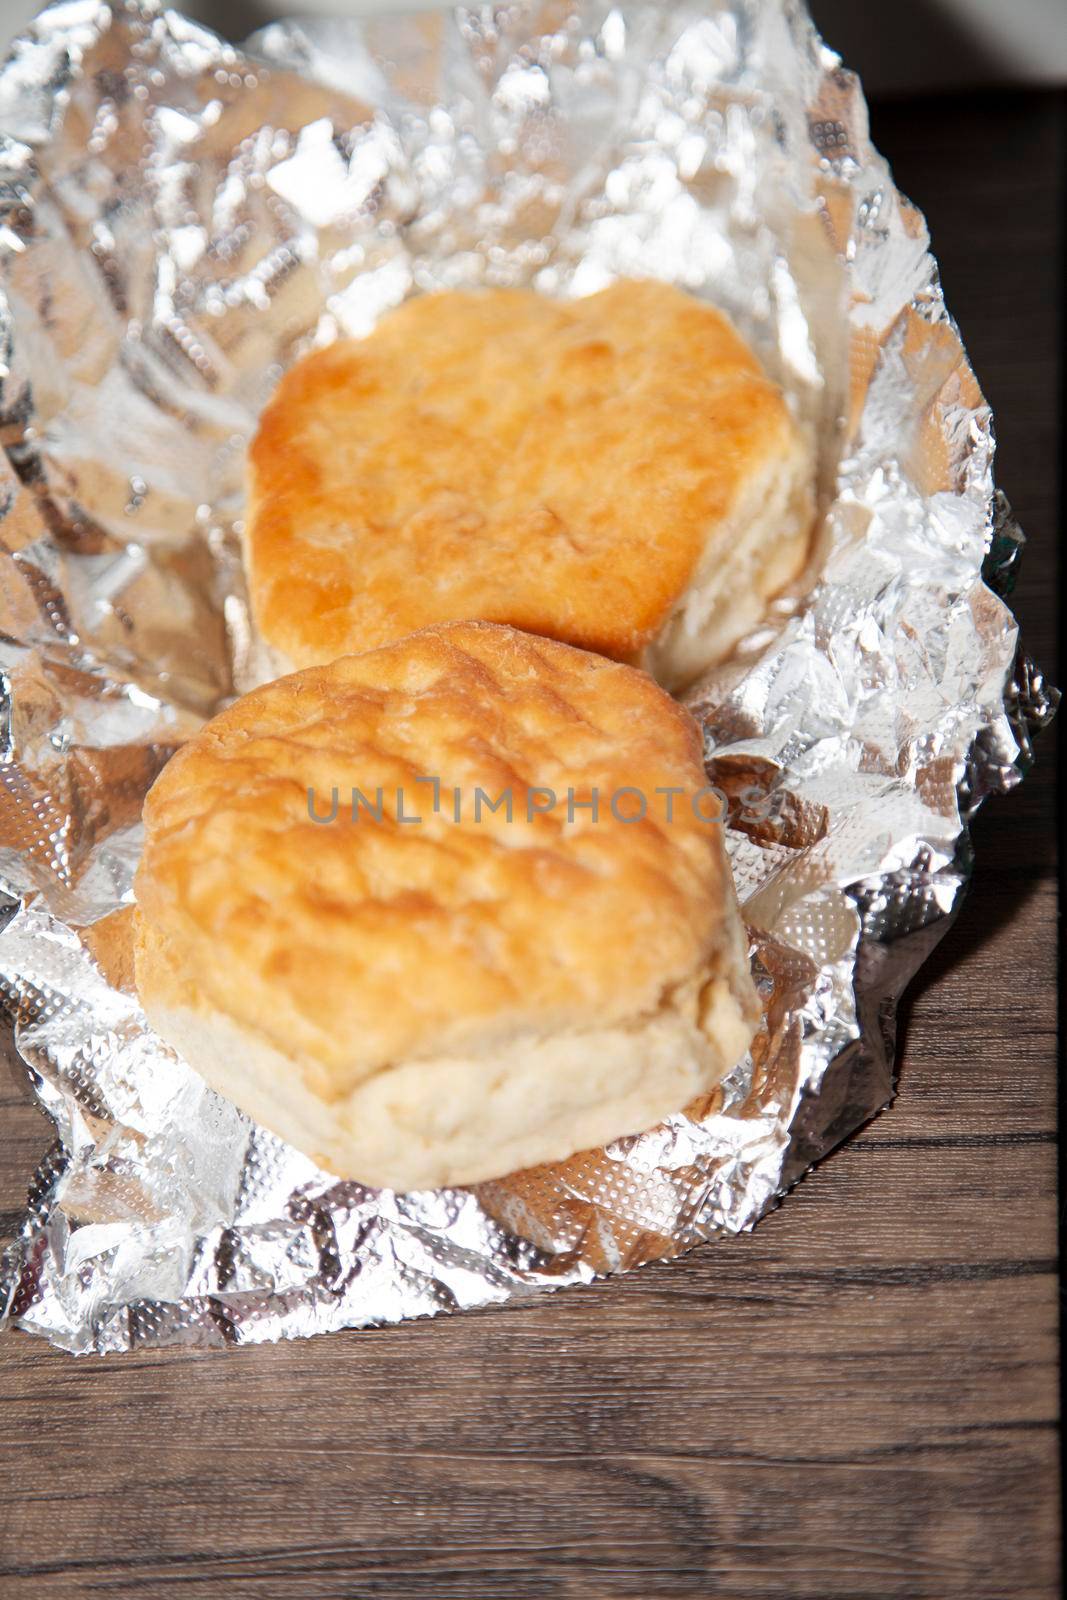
xmin=0 ymin=2 xmax=1062 ymax=1596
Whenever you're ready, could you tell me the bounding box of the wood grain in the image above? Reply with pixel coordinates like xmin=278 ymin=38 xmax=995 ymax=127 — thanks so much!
xmin=0 ymin=90 xmax=1060 ymax=1600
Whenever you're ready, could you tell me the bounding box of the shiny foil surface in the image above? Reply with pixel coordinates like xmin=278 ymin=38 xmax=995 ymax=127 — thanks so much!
xmin=0 ymin=0 xmax=1055 ymax=1353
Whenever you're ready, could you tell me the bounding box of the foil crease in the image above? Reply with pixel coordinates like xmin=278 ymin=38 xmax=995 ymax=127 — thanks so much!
xmin=0 ymin=0 xmax=1055 ymax=1354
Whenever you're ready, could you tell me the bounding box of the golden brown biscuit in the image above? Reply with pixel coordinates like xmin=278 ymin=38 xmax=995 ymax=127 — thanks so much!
xmin=134 ymin=622 xmax=758 ymax=1189
xmin=246 ymin=281 xmax=813 ymax=689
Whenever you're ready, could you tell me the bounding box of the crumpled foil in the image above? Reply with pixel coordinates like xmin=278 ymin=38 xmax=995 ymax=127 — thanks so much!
xmin=0 ymin=0 xmax=1056 ymax=1355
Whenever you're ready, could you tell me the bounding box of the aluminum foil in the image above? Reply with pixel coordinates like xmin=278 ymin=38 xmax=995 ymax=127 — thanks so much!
xmin=0 ymin=0 xmax=1055 ymax=1354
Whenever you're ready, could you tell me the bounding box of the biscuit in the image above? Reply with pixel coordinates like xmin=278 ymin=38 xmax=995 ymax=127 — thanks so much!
xmin=134 ymin=621 xmax=759 ymax=1189
xmin=246 ymin=281 xmax=813 ymax=689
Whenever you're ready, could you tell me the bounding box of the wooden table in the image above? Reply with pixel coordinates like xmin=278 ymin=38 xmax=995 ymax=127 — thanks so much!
xmin=0 ymin=90 xmax=1060 ymax=1599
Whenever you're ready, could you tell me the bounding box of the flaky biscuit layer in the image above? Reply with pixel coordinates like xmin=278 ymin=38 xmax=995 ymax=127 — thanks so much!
xmin=246 ymin=280 xmax=813 ymax=685
xmin=134 ymin=622 xmax=758 ymax=1186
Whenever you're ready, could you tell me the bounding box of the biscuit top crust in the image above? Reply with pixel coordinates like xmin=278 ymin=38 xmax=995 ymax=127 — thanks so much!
xmin=134 ymin=622 xmax=734 ymax=1098
xmin=246 ymin=279 xmax=800 ymax=667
